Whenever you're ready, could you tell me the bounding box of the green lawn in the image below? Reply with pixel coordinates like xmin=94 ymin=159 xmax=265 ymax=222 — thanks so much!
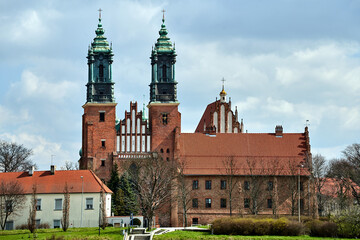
xmin=153 ymin=231 xmax=353 ymax=240
xmin=0 ymin=227 xmax=125 ymax=240
xmin=0 ymin=228 xmax=353 ymax=240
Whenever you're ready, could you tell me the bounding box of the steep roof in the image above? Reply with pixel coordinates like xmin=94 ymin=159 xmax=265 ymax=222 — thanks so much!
xmin=195 ymin=101 xmax=217 ymax=133
xmin=178 ymin=133 xmax=309 ymax=176
xmin=0 ymin=170 xmax=112 ymax=194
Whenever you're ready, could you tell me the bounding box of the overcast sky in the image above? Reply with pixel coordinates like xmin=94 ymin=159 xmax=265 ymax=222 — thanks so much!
xmin=1 ymin=0 xmax=359 ymax=170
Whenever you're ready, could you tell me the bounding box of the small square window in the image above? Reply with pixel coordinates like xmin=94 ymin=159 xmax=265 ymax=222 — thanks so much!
xmin=55 ymin=199 xmax=62 ymax=210
xmin=101 ymin=140 xmax=106 ymax=148
xmin=53 ymin=219 xmax=61 ymax=228
xmin=267 ymin=199 xmax=273 ymax=209
xmin=244 ymin=198 xmax=250 ymax=208
xmin=205 ymin=180 xmax=212 ymax=190
xmin=101 ymin=160 xmax=105 ymax=166
xmin=221 ymin=198 xmax=227 ymax=208
xmin=192 ymin=218 xmax=198 ymax=225
xmin=205 ymin=198 xmax=211 ymax=208
xmin=221 ymin=180 xmax=227 ymax=190
xmin=99 ymin=112 xmax=105 ymax=122
xmin=36 ymin=219 xmax=41 ymax=228
xmin=5 ymin=221 xmax=14 ymax=230
xmin=192 ymin=198 xmax=198 ymax=208
xmin=36 ymin=199 xmax=41 ymax=211
xmin=86 ymin=198 xmax=93 ymax=209
xmin=244 ymin=181 xmax=250 ymax=190
xmin=192 ymin=180 xmax=199 ymax=190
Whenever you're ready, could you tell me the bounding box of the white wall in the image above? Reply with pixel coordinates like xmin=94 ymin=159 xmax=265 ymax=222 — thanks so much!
xmin=6 ymin=192 xmax=111 ymax=229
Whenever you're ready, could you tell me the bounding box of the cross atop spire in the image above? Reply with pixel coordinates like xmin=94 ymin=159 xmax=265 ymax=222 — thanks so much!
xmin=98 ymin=8 xmax=102 ymax=19
xmin=162 ymin=9 xmax=166 ymax=22
xmin=221 ymin=77 xmax=226 ymax=90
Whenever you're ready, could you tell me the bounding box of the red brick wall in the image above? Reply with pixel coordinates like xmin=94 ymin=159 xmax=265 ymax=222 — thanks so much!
xmin=81 ymin=103 xmax=117 ymax=181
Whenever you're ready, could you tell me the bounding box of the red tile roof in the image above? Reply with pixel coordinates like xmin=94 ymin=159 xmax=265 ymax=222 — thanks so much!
xmin=0 ymin=170 xmax=112 ymax=194
xmin=178 ymin=133 xmax=309 ymax=176
xmin=320 ymin=178 xmax=360 ymax=198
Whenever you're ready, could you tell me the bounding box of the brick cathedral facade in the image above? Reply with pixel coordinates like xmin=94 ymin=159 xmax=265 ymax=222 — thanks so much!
xmin=80 ymin=15 xmax=316 ymax=227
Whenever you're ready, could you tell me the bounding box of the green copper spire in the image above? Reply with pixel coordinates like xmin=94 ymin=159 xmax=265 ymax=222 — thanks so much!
xmin=86 ymin=11 xmax=115 ymax=103
xmin=149 ymin=11 xmax=178 ymax=103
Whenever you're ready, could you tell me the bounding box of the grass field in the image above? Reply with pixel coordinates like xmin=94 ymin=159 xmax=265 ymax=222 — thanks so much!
xmin=0 ymin=227 xmax=353 ymax=240
xmin=0 ymin=227 xmax=125 ymax=239
xmin=153 ymin=231 xmax=352 ymax=240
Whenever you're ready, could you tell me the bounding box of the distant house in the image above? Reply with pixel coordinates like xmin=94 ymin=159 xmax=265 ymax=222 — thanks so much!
xmin=320 ymin=178 xmax=360 ymax=216
xmin=0 ymin=166 xmax=112 ymax=230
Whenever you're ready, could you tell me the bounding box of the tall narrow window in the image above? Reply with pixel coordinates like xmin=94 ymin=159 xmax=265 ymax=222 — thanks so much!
xmin=205 ymin=180 xmax=212 ymax=190
xmin=54 ymin=199 xmax=62 ymax=210
xmin=221 ymin=180 xmax=227 ymax=190
xmin=99 ymin=64 xmax=104 ymax=80
xmin=162 ymin=64 xmax=167 ymax=82
xmin=221 ymin=198 xmax=227 ymax=208
xmin=244 ymin=181 xmax=250 ymax=190
xmin=192 ymin=180 xmax=199 ymax=190
xmin=99 ymin=112 xmax=105 ymax=122
xmin=244 ymin=198 xmax=250 ymax=208
xmin=101 ymin=140 xmax=106 ymax=148
xmin=267 ymin=199 xmax=273 ymax=208
xmin=36 ymin=199 xmax=41 ymax=211
xmin=205 ymin=198 xmax=212 ymax=208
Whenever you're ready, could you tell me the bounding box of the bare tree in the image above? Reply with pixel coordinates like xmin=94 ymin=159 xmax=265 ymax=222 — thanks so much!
xmin=0 ymin=140 xmax=35 ymax=172
xmin=61 ymin=183 xmax=70 ymax=232
xmin=342 ymin=144 xmax=360 ymax=204
xmin=100 ymin=189 xmax=108 ymax=230
xmin=286 ymin=159 xmax=301 ymax=216
xmin=27 ymin=185 xmax=37 ymax=233
xmin=245 ymin=158 xmax=267 ymax=215
xmin=0 ymin=180 xmax=25 ymax=230
xmin=60 ymin=161 xmax=79 ymax=170
xmin=129 ymin=153 xmax=176 ymax=230
xmin=222 ymin=156 xmax=240 ymax=216
xmin=176 ymin=158 xmax=192 ymax=227
xmin=311 ymin=154 xmax=328 ymax=216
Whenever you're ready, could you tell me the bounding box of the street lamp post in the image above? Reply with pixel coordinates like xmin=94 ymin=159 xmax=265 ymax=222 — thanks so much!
xmin=81 ymin=176 xmax=84 ymax=227
xmin=298 ymin=164 xmax=304 ymax=223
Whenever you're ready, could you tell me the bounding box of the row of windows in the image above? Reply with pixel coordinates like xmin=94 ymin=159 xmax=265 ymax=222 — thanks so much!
xmin=35 ymin=198 xmax=94 ymax=211
xmin=192 ymin=198 xmax=304 ymax=209
xmin=193 ymin=180 xmax=304 ymax=191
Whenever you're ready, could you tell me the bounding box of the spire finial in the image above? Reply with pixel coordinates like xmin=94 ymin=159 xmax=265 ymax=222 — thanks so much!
xmin=221 ymin=77 xmax=226 ymax=90
xmin=162 ymin=9 xmax=166 ymax=23
xmin=98 ymin=8 xmax=103 ymax=19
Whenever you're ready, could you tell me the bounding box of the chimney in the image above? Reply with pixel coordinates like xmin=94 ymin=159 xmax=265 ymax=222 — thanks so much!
xmin=50 ymin=165 xmax=56 ymax=175
xmin=29 ymin=166 xmax=35 ymax=176
xmin=275 ymin=125 xmax=283 ymax=137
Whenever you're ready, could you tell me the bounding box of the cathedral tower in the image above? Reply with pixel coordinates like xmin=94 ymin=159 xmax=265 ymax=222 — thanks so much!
xmin=80 ymin=14 xmax=116 ymax=181
xmin=148 ymin=14 xmax=181 ymax=227
xmin=148 ymin=14 xmax=181 ymax=154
